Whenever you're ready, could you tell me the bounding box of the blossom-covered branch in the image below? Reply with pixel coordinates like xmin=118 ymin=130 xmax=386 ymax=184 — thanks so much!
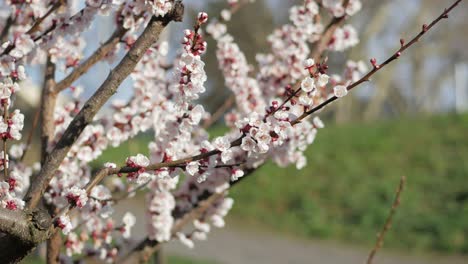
xmin=24 ymin=2 xmax=185 ymax=210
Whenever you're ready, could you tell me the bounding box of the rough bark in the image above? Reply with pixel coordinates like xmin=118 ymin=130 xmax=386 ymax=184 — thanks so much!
xmin=40 ymin=57 xmax=57 ymax=163
xmin=0 ymin=208 xmax=51 ymax=263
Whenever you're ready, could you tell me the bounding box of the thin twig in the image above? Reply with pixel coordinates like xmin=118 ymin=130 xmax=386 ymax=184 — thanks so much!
xmin=3 ymin=103 xmax=8 ymax=180
xmin=366 ymin=176 xmax=406 ymax=264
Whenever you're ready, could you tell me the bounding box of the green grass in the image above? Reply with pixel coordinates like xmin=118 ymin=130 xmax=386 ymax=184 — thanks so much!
xmin=96 ymin=114 xmax=468 ymax=254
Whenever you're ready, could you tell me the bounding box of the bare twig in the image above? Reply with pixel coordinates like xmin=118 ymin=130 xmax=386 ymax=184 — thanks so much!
xmin=38 ymin=56 xmax=61 ymax=264
xmin=366 ymin=176 xmax=406 ymax=264
xmin=2 ymin=103 xmax=8 ymax=181
xmin=24 ymin=3 xmax=185 ymax=210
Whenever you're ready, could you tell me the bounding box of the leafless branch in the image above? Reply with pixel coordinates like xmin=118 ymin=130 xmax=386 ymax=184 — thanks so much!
xmin=366 ymin=176 xmax=406 ymax=264
xmin=83 ymin=0 xmax=462 ymax=196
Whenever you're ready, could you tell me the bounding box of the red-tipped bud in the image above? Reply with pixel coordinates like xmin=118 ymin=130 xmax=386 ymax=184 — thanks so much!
xmin=400 ymin=38 xmax=405 ymax=47
xmin=370 ymin=58 xmax=379 ymax=68
xmin=422 ymin=24 xmax=428 ymax=32
xmin=197 ymin=12 xmax=208 ymax=24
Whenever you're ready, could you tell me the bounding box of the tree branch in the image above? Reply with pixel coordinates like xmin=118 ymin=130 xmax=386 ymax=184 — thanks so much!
xmin=310 ymin=0 xmax=350 ymax=61
xmin=23 ymin=2 xmax=185 ymax=210
xmin=40 ymin=56 xmax=57 ymax=164
xmin=26 ymin=0 xmax=64 ymax=35
xmin=52 ymin=26 xmax=128 ymax=94
xmin=0 ymin=15 xmax=14 ymax=43
xmin=0 ymin=207 xmax=52 ymax=262
xmin=366 ymin=176 xmax=406 ymax=264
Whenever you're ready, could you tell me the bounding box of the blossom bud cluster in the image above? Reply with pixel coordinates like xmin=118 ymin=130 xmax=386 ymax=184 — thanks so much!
xmin=174 ymin=15 xmax=209 ymax=103
xmin=209 ymin=22 xmax=266 ymax=117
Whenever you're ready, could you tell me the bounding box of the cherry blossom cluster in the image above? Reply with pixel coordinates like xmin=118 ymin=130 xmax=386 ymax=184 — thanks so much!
xmin=173 ymin=15 xmax=208 ymax=102
xmin=208 ymin=21 xmax=266 ymax=117
xmin=322 ymin=0 xmax=362 ymax=17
